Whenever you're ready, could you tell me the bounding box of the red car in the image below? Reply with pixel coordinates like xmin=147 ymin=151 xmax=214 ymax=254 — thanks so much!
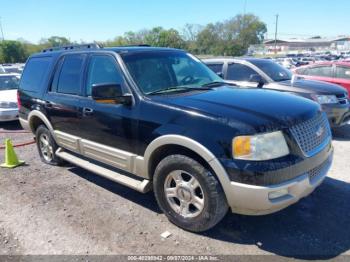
xmin=293 ymin=61 xmax=350 ymax=97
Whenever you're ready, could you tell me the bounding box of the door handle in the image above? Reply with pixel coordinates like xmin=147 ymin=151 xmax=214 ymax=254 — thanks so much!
xmin=45 ymin=101 xmax=53 ymax=108
xmin=82 ymin=107 xmax=94 ymax=116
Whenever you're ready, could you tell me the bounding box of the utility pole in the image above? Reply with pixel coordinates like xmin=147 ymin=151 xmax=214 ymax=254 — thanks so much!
xmin=0 ymin=17 xmax=4 ymax=41
xmin=274 ymin=14 xmax=279 ymax=54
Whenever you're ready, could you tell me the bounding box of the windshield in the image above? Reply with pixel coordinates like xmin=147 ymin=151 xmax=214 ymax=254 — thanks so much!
xmin=0 ymin=76 xmax=20 ymax=90
xmin=121 ymin=51 xmax=222 ymax=94
xmin=250 ymin=59 xmax=293 ymax=82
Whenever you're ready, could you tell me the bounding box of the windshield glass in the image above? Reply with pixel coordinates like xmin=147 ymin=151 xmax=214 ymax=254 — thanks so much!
xmin=250 ymin=59 xmax=292 ymax=82
xmin=0 ymin=75 xmax=20 ymax=90
xmin=121 ymin=51 xmax=222 ymax=94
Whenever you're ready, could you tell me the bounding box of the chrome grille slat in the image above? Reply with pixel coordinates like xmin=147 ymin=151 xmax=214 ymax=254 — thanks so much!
xmin=290 ymin=113 xmax=331 ymax=156
xmin=308 ymin=156 xmax=332 ymax=183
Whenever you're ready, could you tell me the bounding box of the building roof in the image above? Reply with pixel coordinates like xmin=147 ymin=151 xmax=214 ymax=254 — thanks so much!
xmin=264 ymin=36 xmax=350 ymax=45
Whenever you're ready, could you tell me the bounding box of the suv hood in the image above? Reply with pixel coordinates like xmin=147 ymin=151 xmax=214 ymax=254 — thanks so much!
xmin=274 ymin=78 xmax=347 ymax=95
xmin=153 ymin=87 xmax=320 ymax=132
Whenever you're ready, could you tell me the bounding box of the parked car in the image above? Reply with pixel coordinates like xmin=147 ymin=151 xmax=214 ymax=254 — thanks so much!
xmin=19 ymin=44 xmax=333 ymax=232
xmin=2 ymin=64 xmax=24 ymax=74
xmin=275 ymin=58 xmax=296 ymax=69
xmin=204 ymin=58 xmax=350 ymax=128
xmin=293 ymin=61 xmax=350 ymax=96
xmin=0 ymin=74 xmax=20 ymax=122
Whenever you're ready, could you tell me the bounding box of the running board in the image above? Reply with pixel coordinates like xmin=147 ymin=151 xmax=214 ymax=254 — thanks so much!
xmin=56 ymin=148 xmax=151 ymax=193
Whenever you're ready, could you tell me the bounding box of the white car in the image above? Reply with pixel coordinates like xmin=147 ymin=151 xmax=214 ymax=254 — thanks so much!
xmin=0 ymin=74 xmax=20 ymax=122
xmin=2 ymin=64 xmax=24 ymax=74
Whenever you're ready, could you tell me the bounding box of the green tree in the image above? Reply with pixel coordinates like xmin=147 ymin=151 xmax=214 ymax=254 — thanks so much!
xmin=230 ymin=14 xmax=267 ymax=50
xmin=0 ymin=40 xmax=27 ymax=63
xmin=0 ymin=47 xmax=3 ymax=63
xmin=196 ymin=14 xmax=266 ymax=56
xmin=182 ymin=24 xmax=202 ymax=53
xmin=39 ymin=36 xmax=71 ymax=47
xmin=0 ymin=13 xmax=267 ymax=63
xmin=140 ymin=27 xmax=185 ymax=48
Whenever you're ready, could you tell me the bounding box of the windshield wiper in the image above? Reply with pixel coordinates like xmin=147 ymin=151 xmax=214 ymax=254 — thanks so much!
xmin=147 ymin=86 xmax=212 ymax=96
xmin=201 ymin=81 xmax=236 ymax=87
xmin=275 ymin=78 xmax=291 ymax=82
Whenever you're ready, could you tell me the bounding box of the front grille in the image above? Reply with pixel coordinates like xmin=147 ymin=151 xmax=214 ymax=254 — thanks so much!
xmin=336 ymin=93 xmax=349 ymax=105
xmin=290 ymin=113 xmax=331 ymax=156
xmin=308 ymin=157 xmax=332 ymax=184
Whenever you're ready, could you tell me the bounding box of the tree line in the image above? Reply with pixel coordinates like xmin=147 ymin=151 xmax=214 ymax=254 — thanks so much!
xmin=0 ymin=14 xmax=266 ymax=63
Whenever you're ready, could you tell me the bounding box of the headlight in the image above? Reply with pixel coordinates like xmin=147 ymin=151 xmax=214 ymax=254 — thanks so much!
xmin=232 ymin=131 xmax=289 ymax=161
xmin=311 ymin=95 xmax=338 ymax=104
xmin=0 ymin=102 xmax=18 ymax=108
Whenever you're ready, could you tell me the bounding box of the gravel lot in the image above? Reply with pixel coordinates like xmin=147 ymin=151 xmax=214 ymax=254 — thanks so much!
xmin=0 ymin=121 xmax=349 ymax=259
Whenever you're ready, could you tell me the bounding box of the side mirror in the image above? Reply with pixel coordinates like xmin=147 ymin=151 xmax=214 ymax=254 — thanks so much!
xmin=249 ymin=74 xmax=265 ymax=88
xmin=216 ymin=72 xmax=224 ymax=78
xmin=91 ymin=83 xmax=132 ymax=105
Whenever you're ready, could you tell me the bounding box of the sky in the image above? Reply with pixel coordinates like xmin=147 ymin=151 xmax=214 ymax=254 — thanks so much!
xmin=0 ymin=0 xmax=349 ymax=43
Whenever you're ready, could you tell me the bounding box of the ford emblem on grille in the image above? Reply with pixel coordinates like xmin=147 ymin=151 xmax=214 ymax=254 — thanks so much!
xmin=315 ymin=126 xmax=325 ymax=137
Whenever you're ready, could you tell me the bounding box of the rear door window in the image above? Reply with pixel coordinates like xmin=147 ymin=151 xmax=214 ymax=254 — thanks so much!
xmin=56 ymin=54 xmax=86 ymax=95
xmin=227 ymin=63 xmax=257 ymax=81
xmin=335 ymin=66 xmax=350 ymax=80
xmin=20 ymin=56 xmax=52 ymax=92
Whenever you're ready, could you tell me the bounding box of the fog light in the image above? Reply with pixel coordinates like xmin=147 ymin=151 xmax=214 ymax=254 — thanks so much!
xmin=268 ymin=188 xmax=289 ymax=200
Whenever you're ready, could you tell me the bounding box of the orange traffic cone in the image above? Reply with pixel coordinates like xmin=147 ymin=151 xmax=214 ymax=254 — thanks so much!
xmin=0 ymin=139 xmax=25 ymax=168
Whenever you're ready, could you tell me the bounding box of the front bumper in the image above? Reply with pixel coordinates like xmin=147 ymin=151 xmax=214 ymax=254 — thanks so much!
xmin=0 ymin=108 xmax=19 ymax=122
xmin=322 ymin=103 xmax=350 ymax=127
xmin=222 ymin=143 xmax=333 ymax=215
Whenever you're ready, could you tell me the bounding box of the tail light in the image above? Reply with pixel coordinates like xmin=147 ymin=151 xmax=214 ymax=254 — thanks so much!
xmin=17 ymin=90 xmax=22 ymax=109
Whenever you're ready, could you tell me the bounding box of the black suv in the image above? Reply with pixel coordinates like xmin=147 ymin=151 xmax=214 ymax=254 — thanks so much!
xmin=18 ymin=45 xmax=333 ymax=232
xmin=204 ymin=58 xmax=350 ymax=128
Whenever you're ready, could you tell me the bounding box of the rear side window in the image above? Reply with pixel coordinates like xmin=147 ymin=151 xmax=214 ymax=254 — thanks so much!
xmin=206 ymin=63 xmax=223 ymax=74
xmin=295 ymin=68 xmax=308 ymax=75
xmin=335 ymin=66 xmax=350 ymax=80
xmin=307 ymin=66 xmax=333 ymax=77
xmin=227 ymin=63 xmax=257 ymax=81
xmin=57 ymin=54 xmax=85 ymax=95
xmin=20 ymin=56 xmax=52 ymax=92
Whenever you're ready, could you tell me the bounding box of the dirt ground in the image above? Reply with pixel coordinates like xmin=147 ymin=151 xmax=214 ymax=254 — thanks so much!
xmin=0 ymin=121 xmax=349 ymax=259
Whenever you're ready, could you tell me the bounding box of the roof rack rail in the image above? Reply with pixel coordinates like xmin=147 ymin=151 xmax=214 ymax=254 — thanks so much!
xmin=116 ymin=44 xmax=151 ymax=47
xmin=42 ymin=43 xmax=102 ymax=53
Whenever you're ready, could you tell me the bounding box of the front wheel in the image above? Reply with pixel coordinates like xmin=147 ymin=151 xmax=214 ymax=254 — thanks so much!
xmin=153 ymin=155 xmax=228 ymax=232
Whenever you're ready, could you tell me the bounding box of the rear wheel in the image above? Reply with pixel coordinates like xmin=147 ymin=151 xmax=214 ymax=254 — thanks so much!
xmin=153 ymin=154 xmax=228 ymax=232
xmin=36 ymin=125 xmax=65 ymax=166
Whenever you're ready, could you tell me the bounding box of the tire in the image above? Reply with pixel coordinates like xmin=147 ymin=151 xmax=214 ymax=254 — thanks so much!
xmin=153 ymin=154 xmax=228 ymax=232
xmin=35 ymin=125 xmax=65 ymax=166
